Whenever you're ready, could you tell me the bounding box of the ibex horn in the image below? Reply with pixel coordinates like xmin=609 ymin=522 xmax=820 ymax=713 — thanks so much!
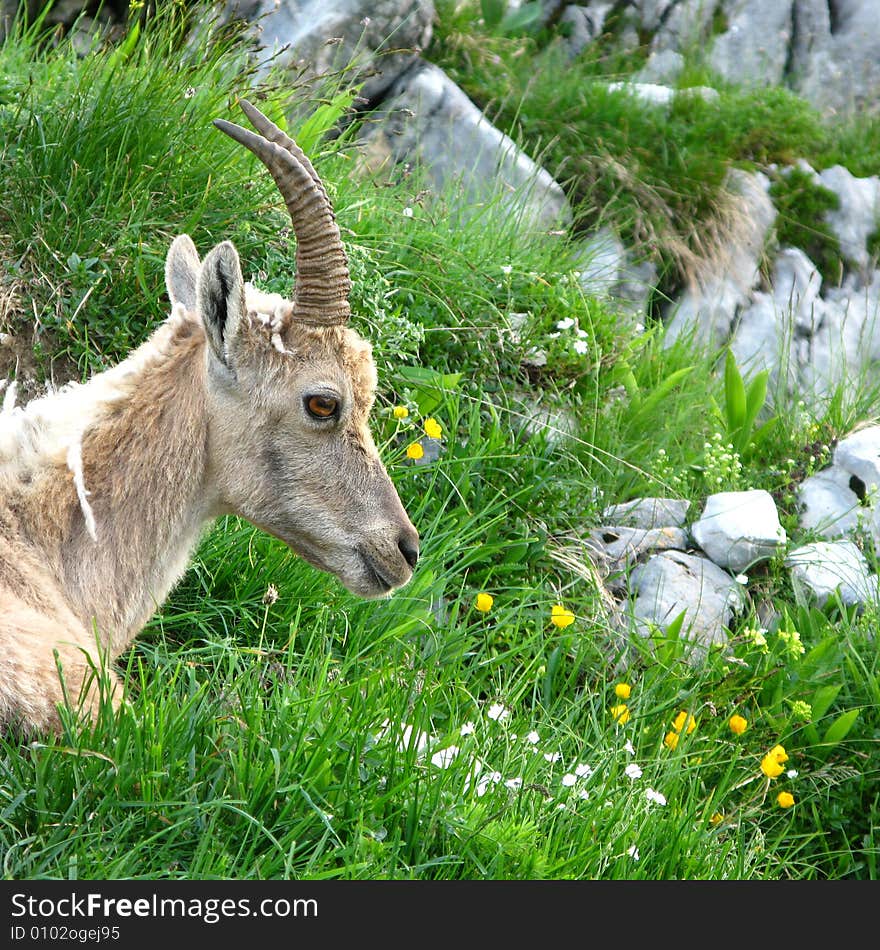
xmin=213 ymin=99 xmax=352 ymax=326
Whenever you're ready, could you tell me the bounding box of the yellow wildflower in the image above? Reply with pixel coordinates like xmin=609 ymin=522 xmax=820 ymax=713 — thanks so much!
xmin=475 ymin=592 xmax=494 ymax=613
xmin=614 ymin=683 xmax=632 ymax=700
xmin=393 ymin=405 xmax=410 ymax=420
xmin=406 ymin=442 xmax=424 ymax=460
xmin=663 ymin=730 xmax=679 ymax=750
xmin=550 ymin=604 xmax=575 ymax=628
xmin=424 ymin=417 xmax=442 ymax=439
xmin=761 ymin=744 xmax=788 ymax=778
xmin=728 ymin=714 xmax=748 ymax=735
xmin=776 ymin=791 xmax=795 ymax=809
xmin=709 ymin=812 xmax=724 ymax=826
xmin=610 ymin=703 xmax=630 ymax=725
xmin=672 ymin=711 xmax=697 ymax=735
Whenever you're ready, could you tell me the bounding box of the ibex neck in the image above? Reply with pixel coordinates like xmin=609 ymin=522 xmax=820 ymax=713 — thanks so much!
xmin=61 ymin=315 xmax=217 ymax=648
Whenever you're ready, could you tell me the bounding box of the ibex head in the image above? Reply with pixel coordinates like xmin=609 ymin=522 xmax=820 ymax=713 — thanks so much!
xmin=164 ymin=100 xmax=418 ymax=598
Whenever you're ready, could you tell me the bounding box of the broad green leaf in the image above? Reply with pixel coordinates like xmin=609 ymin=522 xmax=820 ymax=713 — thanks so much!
xmin=724 ymin=349 xmax=747 ymax=434
xmin=822 ymin=708 xmax=860 ymax=746
xmin=480 ymin=0 xmax=506 ymax=28
xmin=810 ymin=683 xmax=842 ymax=721
xmin=397 ymin=366 xmax=462 ymax=415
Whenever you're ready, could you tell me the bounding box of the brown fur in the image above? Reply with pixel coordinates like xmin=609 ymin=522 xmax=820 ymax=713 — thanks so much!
xmin=0 ymin=237 xmax=418 ymax=734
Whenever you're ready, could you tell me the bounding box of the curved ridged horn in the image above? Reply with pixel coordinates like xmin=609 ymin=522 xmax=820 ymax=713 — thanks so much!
xmin=213 ymin=99 xmax=351 ymax=326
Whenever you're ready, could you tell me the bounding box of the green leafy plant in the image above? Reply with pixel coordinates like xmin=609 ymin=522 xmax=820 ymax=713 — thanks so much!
xmin=723 ymin=349 xmax=776 ymax=460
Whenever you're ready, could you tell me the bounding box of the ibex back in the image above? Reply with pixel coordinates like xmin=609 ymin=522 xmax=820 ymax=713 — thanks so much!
xmin=0 ymin=100 xmax=419 ymax=734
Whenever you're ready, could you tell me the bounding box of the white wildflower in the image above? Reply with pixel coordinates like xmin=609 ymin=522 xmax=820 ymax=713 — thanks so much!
xmin=556 ymin=317 xmax=575 ymax=330
xmin=504 ymin=777 xmax=523 ymax=790
xmin=402 ymin=206 xmax=414 ymax=218
xmin=575 ymin=763 xmax=593 ymax=779
xmin=645 ymin=788 xmax=667 ymax=806
xmin=561 ymin=773 xmax=577 ymax=787
xmin=786 ymin=769 xmax=799 ymax=779
xmin=543 ymin=751 xmax=562 ymax=763
xmin=460 ymin=722 xmax=476 ymax=736
xmin=624 ymin=763 xmax=643 ymax=781
xmin=623 ymin=740 xmax=635 ymax=755
xmin=431 ymin=746 xmax=459 ymax=769
xmin=501 ymin=264 xmax=513 ymax=275
xmin=572 ymin=339 xmax=589 ymax=355
xmin=487 ymin=702 xmax=510 ymax=722
xmin=525 ymin=730 xmax=540 ymax=745
xmin=399 ymin=724 xmax=431 ymax=754
xmin=628 ymin=846 xmax=640 ymax=861
xmin=475 ymin=770 xmax=503 ymax=797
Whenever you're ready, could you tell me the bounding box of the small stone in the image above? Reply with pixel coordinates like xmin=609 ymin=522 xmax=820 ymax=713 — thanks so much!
xmin=786 ymin=540 xmax=879 ymax=607
xmin=602 ymin=497 xmax=690 ymax=529
xmin=691 ymin=490 xmax=787 ymax=573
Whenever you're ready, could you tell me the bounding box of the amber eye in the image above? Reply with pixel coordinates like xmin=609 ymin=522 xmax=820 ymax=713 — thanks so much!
xmin=305 ymin=394 xmax=339 ymax=419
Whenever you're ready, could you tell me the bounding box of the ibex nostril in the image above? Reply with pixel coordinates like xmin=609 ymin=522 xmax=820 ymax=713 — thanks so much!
xmin=399 ymin=537 xmax=420 ymax=570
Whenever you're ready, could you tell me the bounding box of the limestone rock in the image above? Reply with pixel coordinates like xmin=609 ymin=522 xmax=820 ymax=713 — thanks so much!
xmin=797 ymin=468 xmax=862 ymax=538
xmin=221 ymin=0 xmax=434 ymax=103
xmin=786 ymin=540 xmax=879 ymax=606
xmin=602 ymin=497 xmax=690 ymax=529
xmin=691 ymin=489 xmax=787 ymax=573
xmin=629 ymin=550 xmax=746 ymax=657
xmin=586 ymin=525 xmax=690 ymax=585
xmin=358 ymin=62 xmax=572 ymax=236
xmin=664 ymin=170 xmax=776 ymax=347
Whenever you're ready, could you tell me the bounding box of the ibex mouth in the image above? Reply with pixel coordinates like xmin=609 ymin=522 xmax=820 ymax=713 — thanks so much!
xmin=358 ymin=549 xmax=396 ymax=595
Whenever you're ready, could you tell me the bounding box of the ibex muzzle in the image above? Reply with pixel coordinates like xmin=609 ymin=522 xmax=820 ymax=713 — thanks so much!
xmin=0 ymin=100 xmax=418 ymax=733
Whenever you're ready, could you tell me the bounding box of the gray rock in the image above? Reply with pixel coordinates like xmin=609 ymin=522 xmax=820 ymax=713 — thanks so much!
xmin=729 ymin=248 xmax=821 ymax=389
xmin=558 ymin=2 xmax=612 ymax=60
xmin=797 ymin=295 xmax=867 ymax=399
xmin=605 ymin=81 xmax=719 ymax=108
xmin=790 ymin=0 xmax=880 ymax=118
xmin=602 ymin=496 xmax=690 ymax=529
xmin=664 ymin=170 xmax=776 ymax=346
xmin=636 ymin=49 xmax=685 ymax=85
xmin=358 ymin=62 xmax=572 ymax=235
xmin=786 ymin=540 xmax=879 ymax=606
xmin=772 ymin=248 xmax=823 ymax=333
xmin=572 ymin=227 xmax=625 ymax=295
xmin=825 ymin=270 xmax=880 ymax=362
xmin=832 ymin=426 xmax=880 ymax=499
xmin=629 ymin=550 xmax=746 ymax=658
xmin=691 ymin=489 xmax=787 ymax=573
xmin=587 ymin=525 xmax=690 ymax=584
xmin=652 ymin=0 xmax=717 ymax=53
xmin=816 ymin=165 xmax=880 ymax=275
xmin=708 ymin=0 xmax=794 ymax=88
xmin=797 ymin=468 xmax=863 ymax=538
xmin=221 ymin=0 xmax=434 ymax=104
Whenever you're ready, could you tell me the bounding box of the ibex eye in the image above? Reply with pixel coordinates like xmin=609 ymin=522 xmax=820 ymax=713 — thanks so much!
xmin=306 ymin=394 xmax=339 ymax=419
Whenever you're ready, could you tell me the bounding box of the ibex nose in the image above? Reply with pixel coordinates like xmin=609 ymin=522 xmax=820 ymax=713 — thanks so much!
xmin=398 ymin=531 xmax=420 ymax=570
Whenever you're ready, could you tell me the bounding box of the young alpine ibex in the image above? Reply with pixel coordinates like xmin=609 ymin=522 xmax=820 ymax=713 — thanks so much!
xmin=0 ymin=100 xmax=419 ymax=735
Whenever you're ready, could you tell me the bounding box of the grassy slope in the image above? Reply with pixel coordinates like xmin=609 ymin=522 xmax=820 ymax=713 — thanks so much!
xmin=0 ymin=6 xmax=877 ymax=880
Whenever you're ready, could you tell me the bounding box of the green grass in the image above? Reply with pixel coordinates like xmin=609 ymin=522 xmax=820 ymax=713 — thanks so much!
xmin=0 ymin=5 xmax=878 ymax=880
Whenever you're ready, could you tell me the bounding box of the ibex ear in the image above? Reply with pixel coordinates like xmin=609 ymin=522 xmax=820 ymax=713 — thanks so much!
xmin=165 ymin=234 xmax=201 ymax=311
xmin=196 ymin=241 xmax=245 ymax=366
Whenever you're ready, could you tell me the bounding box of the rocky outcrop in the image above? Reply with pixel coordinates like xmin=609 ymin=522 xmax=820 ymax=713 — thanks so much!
xmin=358 ymin=61 xmax=573 ymax=235
xmin=220 ymin=0 xmax=434 ymax=104
xmin=607 ymin=0 xmax=880 ymax=119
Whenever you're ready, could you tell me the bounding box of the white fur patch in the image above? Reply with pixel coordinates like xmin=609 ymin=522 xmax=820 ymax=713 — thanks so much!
xmin=2 ymin=379 xmax=17 ymax=414
xmin=67 ymin=440 xmax=97 ymax=542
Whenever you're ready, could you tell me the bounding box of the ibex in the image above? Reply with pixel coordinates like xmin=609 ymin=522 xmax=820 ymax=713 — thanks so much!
xmin=0 ymin=100 xmax=419 ymax=735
